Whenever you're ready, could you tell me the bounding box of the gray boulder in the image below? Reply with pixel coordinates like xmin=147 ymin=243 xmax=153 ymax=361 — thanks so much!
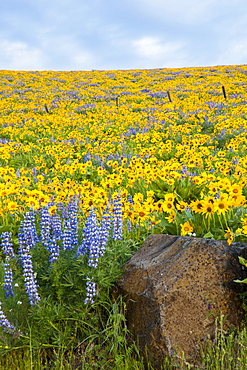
xmin=113 ymin=234 xmax=247 ymax=368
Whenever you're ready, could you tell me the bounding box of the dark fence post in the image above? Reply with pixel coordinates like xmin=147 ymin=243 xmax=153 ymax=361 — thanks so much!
xmin=167 ymin=91 xmax=172 ymax=103
xmin=222 ymin=85 xmax=227 ymax=100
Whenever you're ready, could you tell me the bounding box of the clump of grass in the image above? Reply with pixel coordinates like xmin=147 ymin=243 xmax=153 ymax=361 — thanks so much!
xmin=0 ymin=295 xmax=148 ymax=370
xmin=199 ymin=316 xmax=247 ymax=370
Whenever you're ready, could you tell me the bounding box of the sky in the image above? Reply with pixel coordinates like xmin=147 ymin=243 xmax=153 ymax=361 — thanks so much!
xmin=0 ymin=0 xmax=247 ymax=71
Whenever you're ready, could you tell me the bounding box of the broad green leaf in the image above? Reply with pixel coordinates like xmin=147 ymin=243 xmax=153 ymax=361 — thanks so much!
xmin=203 ymin=232 xmax=214 ymax=239
xmin=234 ymin=278 xmax=247 ymax=284
xmin=238 ymin=256 xmax=247 ymax=267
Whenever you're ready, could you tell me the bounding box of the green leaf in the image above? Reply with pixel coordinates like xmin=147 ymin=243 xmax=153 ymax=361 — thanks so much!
xmin=238 ymin=256 xmax=247 ymax=267
xmin=184 ymin=211 xmax=194 ymax=220
xmin=160 ymin=218 xmax=170 ymax=228
xmin=234 ymin=278 xmax=247 ymax=284
xmin=203 ymin=232 xmax=214 ymax=239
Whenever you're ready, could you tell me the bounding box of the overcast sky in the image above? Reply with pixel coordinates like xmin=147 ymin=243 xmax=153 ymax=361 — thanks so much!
xmin=0 ymin=0 xmax=247 ymax=71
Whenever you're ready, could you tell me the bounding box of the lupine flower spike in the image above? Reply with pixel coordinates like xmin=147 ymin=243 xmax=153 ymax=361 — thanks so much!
xmin=47 ymin=236 xmax=60 ymax=266
xmin=22 ymin=211 xmax=39 ymax=248
xmin=18 ymin=219 xmax=40 ymax=306
xmin=82 ymin=209 xmax=101 ymax=304
xmin=1 ymin=232 xmax=15 ymax=298
xmin=62 ymin=198 xmax=79 ymax=251
xmin=51 ymin=213 xmax=63 ymax=241
xmin=0 ymin=301 xmax=15 ymax=332
xmin=99 ymin=206 xmax=111 ymax=257
xmin=40 ymin=207 xmax=51 ymax=248
xmin=87 ymin=210 xmax=101 ymax=269
xmin=68 ymin=197 xmax=79 ymax=248
xmin=84 ymin=277 xmax=97 ymax=304
xmin=77 ymin=208 xmax=99 ymax=257
xmin=112 ymin=195 xmax=123 ymax=241
xmin=62 ymin=220 xmax=73 ymax=251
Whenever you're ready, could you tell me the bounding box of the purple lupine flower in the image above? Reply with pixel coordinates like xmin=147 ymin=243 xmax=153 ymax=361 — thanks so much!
xmin=215 ymin=192 xmax=221 ymax=199
xmin=127 ymin=195 xmax=134 ymax=204
xmin=84 ymin=277 xmax=97 ymax=304
xmin=18 ymin=223 xmax=40 ymax=306
xmin=56 ymin=202 xmax=64 ymax=211
xmin=87 ymin=212 xmax=101 ymax=268
xmin=112 ymin=195 xmax=123 ymax=241
xmin=98 ymin=207 xmax=111 ymax=257
xmin=16 ymin=168 xmax=21 ymax=178
xmin=40 ymin=207 xmax=51 ymax=248
xmin=1 ymin=232 xmax=15 ymax=259
xmin=1 ymin=232 xmax=15 ymax=298
xmin=51 ymin=213 xmax=63 ymax=241
xmin=62 ymin=219 xmax=73 ymax=250
xmin=0 ymin=301 xmax=15 ymax=332
xmin=47 ymin=237 xmax=60 ymax=266
xmin=78 ymin=209 xmax=101 ymax=304
xmin=22 ymin=211 xmax=39 ymax=248
xmin=67 ymin=198 xmax=79 ymax=248
xmin=84 ymin=153 xmax=91 ymax=162
xmin=62 ymin=205 xmax=69 ymax=220
xmin=76 ymin=209 xmax=97 ymax=256
xmin=182 ymin=165 xmax=188 ymax=176
xmin=3 ymin=267 xmax=14 ymax=298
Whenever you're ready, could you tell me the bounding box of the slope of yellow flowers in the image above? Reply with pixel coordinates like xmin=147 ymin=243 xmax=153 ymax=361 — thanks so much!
xmin=1 ymin=65 xmax=247 ymax=243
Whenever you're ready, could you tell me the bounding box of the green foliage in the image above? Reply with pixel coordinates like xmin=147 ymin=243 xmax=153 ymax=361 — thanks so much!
xmin=200 ymin=316 xmax=247 ymax=370
xmin=0 ymin=224 xmax=148 ymax=368
xmin=234 ymin=257 xmax=247 ymax=284
xmin=0 ymin=224 xmax=247 ymax=368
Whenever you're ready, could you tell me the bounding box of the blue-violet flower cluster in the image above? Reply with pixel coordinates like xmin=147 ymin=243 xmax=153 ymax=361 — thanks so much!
xmin=18 ymin=217 xmax=41 ymax=306
xmin=1 ymin=232 xmax=15 ymax=298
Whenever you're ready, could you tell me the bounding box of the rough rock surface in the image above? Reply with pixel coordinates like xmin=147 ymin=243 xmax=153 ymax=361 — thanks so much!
xmin=113 ymin=234 xmax=247 ymax=367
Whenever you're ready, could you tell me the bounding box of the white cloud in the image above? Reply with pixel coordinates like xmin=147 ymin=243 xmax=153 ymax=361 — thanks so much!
xmin=37 ymin=32 xmax=95 ymax=70
xmin=69 ymin=49 xmax=95 ymax=71
xmin=135 ymin=0 xmax=218 ymax=24
xmin=0 ymin=36 xmax=95 ymax=71
xmin=134 ymin=0 xmax=247 ymax=28
xmin=216 ymin=38 xmax=247 ymax=65
xmin=0 ymin=39 xmax=46 ymax=70
xmin=133 ymin=36 xmax=187 ymax=68
xmin=1 ymin=0 xmax=247 ymax=70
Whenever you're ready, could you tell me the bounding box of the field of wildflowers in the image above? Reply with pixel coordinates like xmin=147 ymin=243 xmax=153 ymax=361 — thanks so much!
xmin=1 ymin=65 xmax=247 ymax=368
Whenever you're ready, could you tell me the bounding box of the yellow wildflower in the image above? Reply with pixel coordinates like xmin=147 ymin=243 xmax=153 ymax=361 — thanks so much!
xmin=181 ymin=221 xmax=193 ymax=236
xmin=224 ymin=228 xmax=234 ymax=245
